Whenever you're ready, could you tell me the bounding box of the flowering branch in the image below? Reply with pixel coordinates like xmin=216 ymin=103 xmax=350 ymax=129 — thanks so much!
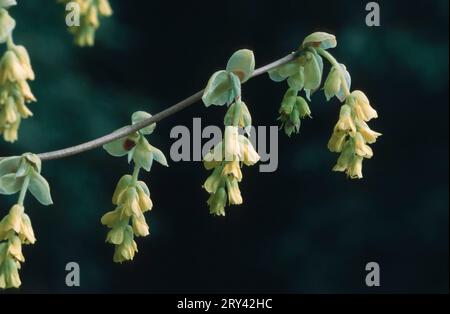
xmin=0 ymin=52 xmax=299 ymax=162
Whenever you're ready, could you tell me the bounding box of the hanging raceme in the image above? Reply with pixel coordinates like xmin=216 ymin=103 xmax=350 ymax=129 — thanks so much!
xmin=102 ymin=111 xmax=168 ymax=263
xmin=202 ymin=50 xmax=261 ymax=216
xmin=0 ymin=1 xmax=36 ymax=143
xmin=0 ymin=153 xmax=53 ymax=289
xmin=59 ymin=0 xmax=113 ymax=47
xmin=268 ymin=32 xmax=381 ymax=178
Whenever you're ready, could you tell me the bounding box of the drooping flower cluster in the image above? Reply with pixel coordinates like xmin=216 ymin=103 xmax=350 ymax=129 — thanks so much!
xmin=102 ymin=111 xmax=168 ymax=262
xmin=269 ymin=32 xmax=380 ymax=178
xmin=0 ymin=153 xmax=52 ymax=289
xmin=328 ymin=91 xmax=381 ymax=178
xmin=203 ymin=123 xmax=260 ymax=216
xmin=0 ymin=4 xmax=36 ymax=143
xmin=269 ymin=32 xmax=343 ymax=136
xmin=59 ymin=0 xmax=113 ymax=47
xmin=202 ymin=50 xmax=260 ymax=216
xmin=0 ymin=204 xmax=35 ymax=289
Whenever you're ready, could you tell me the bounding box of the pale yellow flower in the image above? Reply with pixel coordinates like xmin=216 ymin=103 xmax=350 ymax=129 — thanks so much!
xmin=226 ymin=177 xmax=243 ymax=205
xmin=222 ymin=161 xmax=243 ymax=182
xmin=353 ymin=132 xmax=373 ymax=158
xmin=350 ymin=90 xmax=378 ymax=122
xmin=0 ymin=50 xmax=26 ymax=83
xmin=356 ymin=120 xmax=382 ymax=144
xmin=334 ymin=105 xmax=356 ymax=134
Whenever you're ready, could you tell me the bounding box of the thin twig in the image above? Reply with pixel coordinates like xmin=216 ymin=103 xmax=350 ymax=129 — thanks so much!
xmin=1 ymin=51 xmax=299 ymax=162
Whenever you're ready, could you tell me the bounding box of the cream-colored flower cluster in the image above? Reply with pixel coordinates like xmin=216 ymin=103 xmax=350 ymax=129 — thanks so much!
xmin=0 ymin=6 xmax=36 ymax=143
xmin=0 ymin=204 xmax=35 ymax=289
xmin=102 ymin=111 xmax=168 ymax=262
xmin=203 ymin=117 xmax=260 ymax=216
xmin=0 ymin=153 xmax=52 ymax=289
xmin=328 ymin=91 xmax=381 ymax=179
xmin=202 ymin=50 xmax=260 ymax=216
xmin=101 ymin=175 xmax=152 ymax=263
xmin=270 ymin=32 xmax=381 ymax=178
xmin=60 ymin=0 xmax=112 ymax=47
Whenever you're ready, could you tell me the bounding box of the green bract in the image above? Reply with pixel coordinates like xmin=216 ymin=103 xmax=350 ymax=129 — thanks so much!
xmin=132 ymin=111 xmax=156 ymax=135
xmin=202 ymin=49 xmax=255 ymax=107
xmin=0 ymin=154 xmax=52 ymax=205
xmin=303 ymin=50 xmax=323 ymax=99
xmin=226 ymin=49 xmax=255 ymax=83
xmin=103 ymin=111 xmax=168 ymax=172
xmin=302 ymin=32 xmax=337 ymax=50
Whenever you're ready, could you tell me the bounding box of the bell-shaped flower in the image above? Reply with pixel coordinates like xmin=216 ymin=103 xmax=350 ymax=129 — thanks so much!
xmin=353 ymin=132 xmax=373 ymax=158
xmin=10 ymin=45 xmax=34 ymax=81
xmin=223 ymin=101 xmax=252 ymax=132
xmin=0 ymin=253 xmax=21 ymax=289
xmin=334 ymin=105 xmax=356 ymax=134
xmin=101 ymin=208 xmax=122 ymax=229
xmin=225 ymin=177 xmax=243 ymax=205
xmin=239 ymin=136 xmax=260 ymax=166
xmin=7 ymin=235 xmax=24 ymax=262
xmin=207 ymin=187 xmax=227 ymax=217
xmin=0 ymin=50 xmax=26 ymax=84
xmin=131 ymin=214 xmax=150 ymax=237
xmin=328 ymin=130 xmax=347 ymax=153
xmin=324 ymin=64 xmax=351 ymax=102
xmin=203 ymin=165 xmax=224 ymax=194
xmin=203 ymin=141 xmax=224 ymax=170
xmin=347 ymin=155 xmax=364 ymax=179
xmin=350 ymin=90 xmax=378 ymax=122
xmin=18 ymin=213 xmax=35 ymax=244
xmin=113 ymin=226 xmax=138 ymax=263
xmin=222 ymin=161 xmax=243 ymax=182
xmin=136 ymin=181 xmax=152 ymax=212
xmin=356 ymin=120 xmax=382 ymax=144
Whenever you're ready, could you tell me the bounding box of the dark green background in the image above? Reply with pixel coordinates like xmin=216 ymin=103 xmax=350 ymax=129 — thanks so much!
xmin=1 ymin=0 xmax=448 ymax=293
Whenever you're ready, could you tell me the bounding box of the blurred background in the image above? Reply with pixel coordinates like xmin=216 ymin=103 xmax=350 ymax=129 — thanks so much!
xmin=0 ymin=0 xmax=448 ymax=293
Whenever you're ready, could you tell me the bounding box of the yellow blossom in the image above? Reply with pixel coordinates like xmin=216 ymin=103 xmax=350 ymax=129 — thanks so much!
xmin=350 ymin=90 xmax=378 ymax=122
